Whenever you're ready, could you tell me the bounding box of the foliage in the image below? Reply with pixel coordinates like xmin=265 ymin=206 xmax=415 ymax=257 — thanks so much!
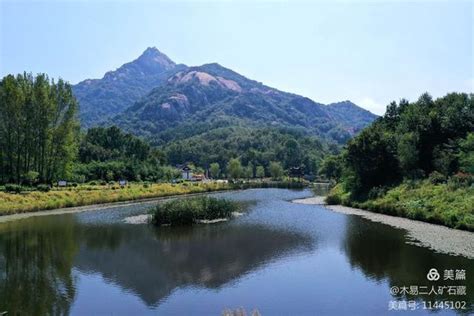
xmin=331 ymin=181 xmax=474 ymax=231
xmin=24 ymin=171 xmax=40 ymax=186
xmin=269 ymin=161 xmax=284 ymax=180
xmin=0 ymin=182 xmax=232 ymax=215
xmin=4 ymin=184 xmax=23 ymax=194
xmin=79 ymin=126 xmax=151 ymax=163
xmin=327 ymin=93 xmax=474 ymax=230
xmin=227 ymin=158 xmax=242 ymax=179
xmin=0 ymin=73 xmax=78 ymax=184
xmin=150 ymin=196 xmax=239 ymax=226
xmin=161 ymin=126 xmax=331 ymax=176
xmin=428 ymin=171 xmax=446 ymax=185
xmin=459 ymin=133 xmax=474 ymax=174
xmin=209 ymin=162 xmax=220 ymax=179
xmin=36 ymin=184 xmax=51 ymax=192
xmin=255 ymin=165 xmax=265 ymax=178
xmin=318 ymin=155 xmax=343 ymax=180
xmin=336 ymin=93 xmax=473 ymax=199
xmin=74 ymin=126 xmax=172 ymax=182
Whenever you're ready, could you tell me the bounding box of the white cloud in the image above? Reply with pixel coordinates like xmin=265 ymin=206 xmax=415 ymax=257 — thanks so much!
xmin=357 ymin=97 xmax=385 ymax=115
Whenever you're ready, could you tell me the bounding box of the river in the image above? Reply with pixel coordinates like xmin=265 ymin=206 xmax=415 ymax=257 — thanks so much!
xmin=0 ymin=188 xmax=472 ymax=315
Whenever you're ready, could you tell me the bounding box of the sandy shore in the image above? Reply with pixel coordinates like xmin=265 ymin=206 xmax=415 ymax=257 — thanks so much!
xmin=293 ymin=197 xmax=474 ymax=259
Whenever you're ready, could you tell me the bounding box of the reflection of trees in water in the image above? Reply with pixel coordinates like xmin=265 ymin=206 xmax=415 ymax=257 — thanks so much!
xmin=0 ymin=216 xmax=78 ymax=315
xmin=74 ymin=223 xmax=311 ymax=306
xmin=0 ymin=211 xmax=311 ymax=313
xmin=342 ymin=217 xmax=474 ymax=312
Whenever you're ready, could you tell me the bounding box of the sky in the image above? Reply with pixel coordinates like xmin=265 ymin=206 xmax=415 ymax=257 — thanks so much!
xmin=0 ymin=0 xmax=472 ymax=115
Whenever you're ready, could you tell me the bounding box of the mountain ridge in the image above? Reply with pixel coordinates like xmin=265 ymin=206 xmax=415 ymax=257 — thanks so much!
xmin=73 ymin=47 xmax=378 ymax=144
xmin=73 ymin=47 xmax=185 ymax=127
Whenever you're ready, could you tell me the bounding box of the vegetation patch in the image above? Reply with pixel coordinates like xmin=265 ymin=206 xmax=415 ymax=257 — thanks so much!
xmin=320 ymin=92 xmax=474 ymax=231
xmin=150 ymin=196 xmax=240 ymax=226
xmin=326 ymin=180 xmax=474 ymax=231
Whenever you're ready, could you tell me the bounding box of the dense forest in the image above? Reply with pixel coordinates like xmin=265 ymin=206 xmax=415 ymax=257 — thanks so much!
xmin=323 ymin=92 xmax=474 ymax=230
xmin=162 ymin=126 xmax=334 ymax=176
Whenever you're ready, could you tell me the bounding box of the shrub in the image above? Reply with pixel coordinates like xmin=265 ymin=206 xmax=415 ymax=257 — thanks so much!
xmin=368 ymin=186 xmax=387 ymax=199
xmin=449 ymin=172 xmax=474 ymax=188
xmin=4 ymin=184 xmax=23 ymax=194
xmin=428 ymin=171 xmax=446 ymax=185
xmin=150 ymin=196 xmax=239 ymax=226
xmin=36 ymin=184 xmax=51 ymax=192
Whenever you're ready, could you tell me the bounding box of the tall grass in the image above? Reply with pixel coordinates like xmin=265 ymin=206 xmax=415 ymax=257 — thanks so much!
xmin=150 ymin=196 xmax=239 ymax=226
xmin=0 ymin=180 xmax=308 ymax=216
xmin=0 ymin=182 xmax=231 ymax=215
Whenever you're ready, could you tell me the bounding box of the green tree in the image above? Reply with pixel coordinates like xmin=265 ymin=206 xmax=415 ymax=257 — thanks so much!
xmin=0 ymin=73 xmax=78 ymax=184
xmin=244 ymin=165 xmax=253 ymax=179
xmin=459 ymin=133 xmax=474 ymax=174
xmin=209 ymin=162 xmax=220 ymax=179
xmin=269 ymin=161 xmax=284 ymax=180
xmin=256 ymin=165 xmax=265 ymax=178
xmin=227 ymin=158 xmax=242 ymax=179
xmin=319 ymin=155 xmax=342 ymax=180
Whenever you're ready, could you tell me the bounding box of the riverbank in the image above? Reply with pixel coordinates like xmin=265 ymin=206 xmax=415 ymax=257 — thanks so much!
xmin=293 ymin=196 xmax=474 ymax=259
xmin=326 ymin=181 xmax=474 ymax=231
xmin=0 ymin=180 xmax=306 ymax=216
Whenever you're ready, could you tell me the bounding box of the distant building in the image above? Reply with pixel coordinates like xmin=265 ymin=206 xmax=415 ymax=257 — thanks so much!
xmin=289 ymin=166 xmax=304 ymax=178
xmin=180 ymin=165 xmax=193 ymax=180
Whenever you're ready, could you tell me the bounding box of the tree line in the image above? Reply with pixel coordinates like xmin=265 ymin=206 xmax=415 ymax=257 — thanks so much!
xmin=320 ymin=92 xmax=474 ymax=199
xmin=0 ymin=73 xmax=78 ymax=184
xmin=1 ymin=73 xmax=326 ymax=187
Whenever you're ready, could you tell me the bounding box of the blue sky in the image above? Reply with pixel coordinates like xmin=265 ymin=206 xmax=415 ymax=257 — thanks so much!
xmin=1 ymin=0 xmax=472 ymax=115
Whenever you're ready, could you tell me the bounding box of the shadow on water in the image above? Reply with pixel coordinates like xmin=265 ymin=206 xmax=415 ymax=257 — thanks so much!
xmin=0 ymin=216 xmax=79 ymax=315
xmin=342 ymin=215 xmax=474 ymax=313
xmin=74 ymin=222 xmax=312 ymax=307
xmin=0 ymin=199 xmax=312 ymax=314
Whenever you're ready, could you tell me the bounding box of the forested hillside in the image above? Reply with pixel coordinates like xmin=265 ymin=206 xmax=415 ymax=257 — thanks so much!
xmin=162 ymin=126 xmax=333 ymax=176
xmin=112 ymin=62 xmax=377 ymax=145
xmin=323 ymin=92 xmax=474 ymax=230
xmin=73 ymin=48 xmax=376 ymax=145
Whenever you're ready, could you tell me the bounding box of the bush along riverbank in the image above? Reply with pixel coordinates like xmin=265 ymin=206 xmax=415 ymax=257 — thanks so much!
xmin=0 ymin=179 xmax=307 ymax=215
xmin=326 ymin=178 xmax=474 ymax=231
xmin=150 ymin=196 xmax=240 ymax=226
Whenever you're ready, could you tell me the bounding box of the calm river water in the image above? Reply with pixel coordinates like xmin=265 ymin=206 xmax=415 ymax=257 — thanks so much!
xmin=0 ymin=189 xmax=472 ymax=315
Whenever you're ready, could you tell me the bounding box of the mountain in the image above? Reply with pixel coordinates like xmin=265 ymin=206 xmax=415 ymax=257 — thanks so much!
xmin=111 ymin=62 xmax=377 ymax=144
xmin=325 ymin=101 xmax=379 ymax=133
xmin=73 ymin=47 xmax=185 ymax=127
xmin=73 ymin=47 xmax=377 ymax=144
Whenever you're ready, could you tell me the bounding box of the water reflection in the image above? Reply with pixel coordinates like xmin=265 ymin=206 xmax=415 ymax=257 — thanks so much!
xmin=342 ymin=216 xmax=474 ymax=313
xmin=0 ymin=189 xmax=472 ymax=315
xmin=0 ymin=216 xmax=78 ymax=315
xmin=74 ymin=223 xmax=311 ymax=306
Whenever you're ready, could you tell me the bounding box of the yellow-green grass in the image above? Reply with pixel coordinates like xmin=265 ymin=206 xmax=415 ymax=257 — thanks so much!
xmin=326 ymin=181 xmax=474 ymax=231
xmin=0 ymin=182 xmax=232 ymax=215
